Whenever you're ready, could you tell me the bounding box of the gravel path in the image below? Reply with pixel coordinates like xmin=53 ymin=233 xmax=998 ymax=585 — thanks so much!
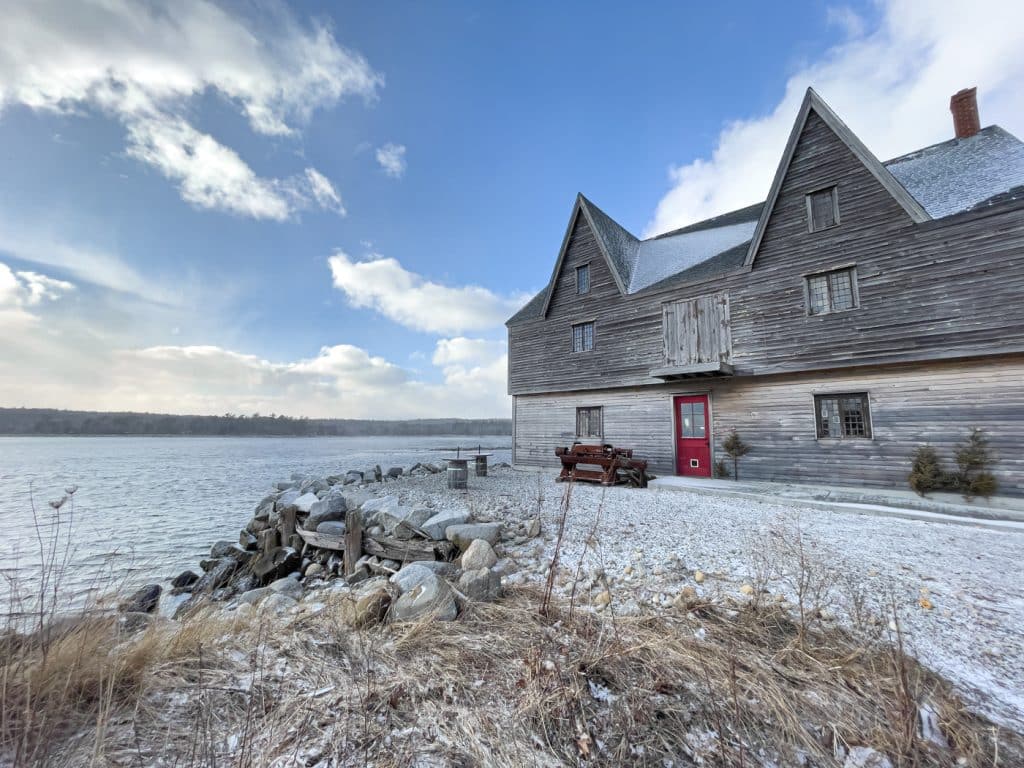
xmin=374 ymin=467 xmax=1024 ymax=731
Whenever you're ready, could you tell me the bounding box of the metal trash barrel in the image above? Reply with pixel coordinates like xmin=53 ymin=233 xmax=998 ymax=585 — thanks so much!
xmin=447 ymin=459 xmax=468 ymax=490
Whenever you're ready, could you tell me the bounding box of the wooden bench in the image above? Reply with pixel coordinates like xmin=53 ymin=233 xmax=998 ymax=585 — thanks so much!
xmin=554 ymin=443 xmax=649 ymax=487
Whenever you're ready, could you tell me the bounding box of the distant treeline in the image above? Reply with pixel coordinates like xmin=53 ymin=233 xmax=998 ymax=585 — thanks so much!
xmin=0 ymin=408 xmax=512 ymax=437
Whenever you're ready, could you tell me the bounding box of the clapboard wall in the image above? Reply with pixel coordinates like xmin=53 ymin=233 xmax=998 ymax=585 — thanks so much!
xmin=513 ymin=355 xmax=1024 ymax=495
xmin=508 ymin=109 xmax=1024 ymax=396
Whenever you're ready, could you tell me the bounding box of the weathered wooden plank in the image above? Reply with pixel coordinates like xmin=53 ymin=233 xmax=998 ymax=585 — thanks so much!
xmin=362 ymin=534 xmax=454 ymax=563
xmin=343 ymin=509 xmax=362 ymax=576
xmin=295 ymin=527 xmax=345 ymax=551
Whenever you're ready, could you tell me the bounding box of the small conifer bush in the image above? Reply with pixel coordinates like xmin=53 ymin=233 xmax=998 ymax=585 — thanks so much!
xmin=955 ymin=428 xmax=998 ymax=501
xmin=722 ymin=429 xmax=751 ymax=481
xmin=908 ymin=444 xmax=943 ymax=496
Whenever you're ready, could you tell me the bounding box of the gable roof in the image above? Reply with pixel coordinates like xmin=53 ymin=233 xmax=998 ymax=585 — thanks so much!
xmin=743 ymin=88 xmax=930 ymax=267
xmin=884 ymin=126 xmax=1024 ymax=218
xmin=509 ymin=89 xmax=1024 ymax=326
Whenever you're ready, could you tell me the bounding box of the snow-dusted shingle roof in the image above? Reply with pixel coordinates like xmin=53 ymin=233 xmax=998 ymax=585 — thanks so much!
xmin=884 ymin=126 xmax=1024 ymax=218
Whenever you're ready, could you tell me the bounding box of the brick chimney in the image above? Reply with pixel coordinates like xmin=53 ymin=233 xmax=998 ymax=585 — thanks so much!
xmin=950 ymin=87 xmax=980 ymax=139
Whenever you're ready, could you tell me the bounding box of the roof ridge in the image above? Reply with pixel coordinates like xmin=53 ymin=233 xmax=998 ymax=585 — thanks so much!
xmin=883 ymin=125 xmax=1005 ymax=165
xmin=647 ymin=201 xmax=765 ymax=241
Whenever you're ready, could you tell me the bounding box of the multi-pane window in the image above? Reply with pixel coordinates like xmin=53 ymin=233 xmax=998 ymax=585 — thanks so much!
xmin=678 ymin=401 xmax=707 ymax=438
xmin=572 ymin=321 xmax=594 ymax=352
xmin=806 ymin=186 xmax=839 ymax=231
xmin=576 ymin=406 xmax=602 ymax=439
xmin=815 ymin=393 xmax=871 ymax=439
xmin=576 ymin=264 xmax=590 ymax=295
xmin=806 ymin=267 xmax=857 ymax=315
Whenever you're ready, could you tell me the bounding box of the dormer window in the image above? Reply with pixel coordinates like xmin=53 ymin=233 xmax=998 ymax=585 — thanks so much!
xmin=806 ymin=186 xmax=839 ymax=232
xmin=576 ymin=264 xmax=590 ymax=294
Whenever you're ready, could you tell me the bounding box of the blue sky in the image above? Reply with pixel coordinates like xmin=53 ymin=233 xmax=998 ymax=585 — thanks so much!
xmin=0 ymin=1 xmax=1022 ymax=418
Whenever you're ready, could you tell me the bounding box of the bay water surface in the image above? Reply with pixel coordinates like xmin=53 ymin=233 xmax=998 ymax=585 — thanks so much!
xmin=0 ymin=435 xmax=510 ymax=615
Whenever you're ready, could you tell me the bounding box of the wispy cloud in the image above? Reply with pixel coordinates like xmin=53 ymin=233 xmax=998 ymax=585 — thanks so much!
xmin=0 ymin=0 xmax=380 ymax=219
xmin=645 ymin=0 xmax=1024 ymax=235
xmin=328 ymin=250 xmax=528 ymax=334
xmin=375 ymin=143 xmax=407 ymax=178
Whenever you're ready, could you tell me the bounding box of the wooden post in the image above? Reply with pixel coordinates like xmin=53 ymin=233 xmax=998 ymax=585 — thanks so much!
xmin=281 ymin=507 xmax=296 ymax=542
xmin=343 ymin=509 xmax=362 ymax=577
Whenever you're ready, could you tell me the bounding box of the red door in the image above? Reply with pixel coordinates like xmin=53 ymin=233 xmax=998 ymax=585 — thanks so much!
xmin=674 ymin=395 xmax=711 ymax=477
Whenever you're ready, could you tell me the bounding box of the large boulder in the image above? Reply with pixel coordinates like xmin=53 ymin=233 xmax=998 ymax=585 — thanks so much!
xmin=410 ymin=560 xmax=460 ymax=578
xmin=389 ymin=563 xmax=436 ymax=595
xmin=461 ymin=539 xmax=497 ymax=571
xmin=446 ymin=523 xmax=502 ymax=550
xmin=239 ymin=530 xmax=258 ymax=550
xmin=458 ymin=568 xmax=501 ymax=602
xmin=210 ymin=541 xmax=251 ymax=563
xmin=252 ymin=546 xmax=301 ymax=585
xmin=259 ymin=593 xmax=298 ymax=616
xmin=360 ymin=495 xmax=400 ymax=526
xmin=239 ymin=586 xmax=273 ymax=605
xmin=316 ymin=520 xmax=347 ymax=536
xmin=385 ymin=467 xmax=403 ymax=480
xmin=191 ymin=558 xmax=239 ymax=595
xmin=306 ymin=489 xmax=347 ymax=529
xmin=276 ymin=488 xmax=301 ymax=512
xmin=171 ymin=570 xmax=199 ymax=589
xmin=267 ymin=575 xmax=304 ymax=600
xmin=299 ymin=477 xmax=329 ymax=496
xmin=420 ymin=510 xmax=470 ymax=540
xmin=294 ymin=493 xmax=319 ymax=513
xmin=379 ymin=506 xmax=433 ymax=536
xmin=253 ymin=494 xmax=277 ymax=521
xmin=119 ymin=583 xmax=162 ymax=614
xmin=390 ymin=573 xmax=458 ymax=622
xmin=343 ymin=471 xmax=363 ymax=485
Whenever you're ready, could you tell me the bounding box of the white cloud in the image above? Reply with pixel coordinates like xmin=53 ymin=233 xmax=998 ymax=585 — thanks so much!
xmin=645 ymin=0 xmax=1024 ymax=235
xmin=328 ymin=250 xmax=528 ymax=334
xmin=0 ymin=261 xmax=73 ymax=309
xmin=0 ymin=1 xmax=380 ymax=218
xmin=301 ymin=168 xmax=346 ymax=216
xmin=375 ymin=143 xmax=407 ymax=178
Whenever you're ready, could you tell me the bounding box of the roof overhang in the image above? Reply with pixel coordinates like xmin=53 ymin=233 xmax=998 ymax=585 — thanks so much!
xmin=649 ymin=362 xmax=735 ymax=379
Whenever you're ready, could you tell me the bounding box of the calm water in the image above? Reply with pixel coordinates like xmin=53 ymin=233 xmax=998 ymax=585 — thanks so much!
xmin=0 ymin=435 xmax=510 ymax=614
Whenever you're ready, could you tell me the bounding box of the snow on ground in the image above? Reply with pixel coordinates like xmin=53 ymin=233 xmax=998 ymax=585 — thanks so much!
xmin=379 ymin=467 xmax=1024 ymax=732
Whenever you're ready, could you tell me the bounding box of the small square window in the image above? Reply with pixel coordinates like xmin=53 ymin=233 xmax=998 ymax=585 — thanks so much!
xmin=572 ymin=321 xmax=594 ymax=352
xmin=576 ymin=264 xmax=590 ymax=295
xmin=805 ymin=266 xmax=857 ymax=315
xmin=576 ymin=406 xmax=602 ymax=439
xmin=806 ymin=187 xmax=838 ymax=232
xmin=814 ymin=393 xmax=871 ymax=439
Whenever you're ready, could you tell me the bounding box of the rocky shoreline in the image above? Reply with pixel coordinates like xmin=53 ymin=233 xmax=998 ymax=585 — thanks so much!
xmin=120 ymin=460 xmax=527 ymax=627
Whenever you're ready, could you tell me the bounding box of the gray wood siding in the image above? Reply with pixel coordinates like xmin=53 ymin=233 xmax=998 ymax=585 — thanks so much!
xmin=509 ymin=108 xmax=1024 ymax=396
xmin=514 ymin=355 xmax=1024 ymax=495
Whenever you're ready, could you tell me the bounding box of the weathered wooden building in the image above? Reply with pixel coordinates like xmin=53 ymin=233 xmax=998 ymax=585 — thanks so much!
xmin=506 ymin=88 xmax=1024 ymax=494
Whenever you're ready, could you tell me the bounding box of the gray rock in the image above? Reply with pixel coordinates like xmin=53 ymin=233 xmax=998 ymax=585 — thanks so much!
xmin=276 ymin=488 xmax=301 ymax=512
xmin=268 ymin=575 xmax=303 ymax=600
xmin=246 ymin=517 xmax=270 ymax=534
xmin=239 ymin=530 xmax=258 ymax=550
xmin=253 ymin=546 xmax=301 ymax=584
xmin=299 ymin=477 xmax=328 ymax=495
xmin=304 ymin=562 xmax=324 ymax=578
xmin=389 ymin=563 xmax=437 ymax=595
xmin=844 ymin=747 xmax=894 ymax=768
xmin=294 ymin=492 xmax=319 ymax=513
xmin=446 ymin=522 xmax=502 ymax=550
xmin=421 ymin=510 xmax=470 ymax=540
xmin=386 ymin=466 xmax=403 ymax=480
xmin=461 ymin=539 xmax=498 ymax=571
xmin=192 ymin=559 xmax=239 ymax=595
xmin=306 ymin=489 xmax=347 ymax=528
xmin=171 ymin=570 xmax=199 ymax=589
xmin=119 ymin=583 xmax=162 ymax=613
xmin=211 ymin=540 xmax=251 ymax=563
xmin=363 ymin=467 xmax=379 ymax=483
xmin=390 ymin=573 xmax=458 ymax=622
xmin=260 ymin=593 xmax=298 ymax=616
xmin=253 ymin=494 xmax=277 ymax=521
xmin=411 ymin=560 xmax=460 ymax=578
xmin=343 ymin=470 xmax=363 ymax=485
xmin=458 ymin=568 xmax=501 ymax=602
xmin=274 ymin=481 xmax=294 ymax=491
xmin=316 ymin=520 xmax=347 ymax=536
xmin=239 ymin=586 xmax=273 ymax=605
xmin=380 ymin=505 xmax=433 ymax=536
